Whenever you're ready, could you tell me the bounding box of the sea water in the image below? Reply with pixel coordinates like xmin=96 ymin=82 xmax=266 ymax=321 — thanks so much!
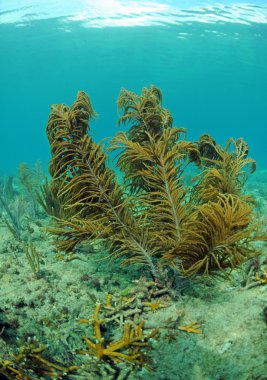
xmin=0 ymin=0 xmax=266 ymax=174
xmin=0 ymin=2 xmax=267 ymax=380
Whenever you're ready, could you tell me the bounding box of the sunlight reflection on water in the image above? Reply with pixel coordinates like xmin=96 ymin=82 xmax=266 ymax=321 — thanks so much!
xmin=0 ymin=1 xmax=267 ymax=27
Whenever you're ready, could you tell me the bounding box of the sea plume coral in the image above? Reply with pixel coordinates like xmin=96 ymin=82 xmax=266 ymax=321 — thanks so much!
xmin=164 ymin=194 xmax=264 ymax=276
xmin=191 ymin=134 xmax=256 ymax=204
xmin=47 ymin=91 xmax=160 ymax=279
xmin=45 ymin=87 xmax=266 ymax=280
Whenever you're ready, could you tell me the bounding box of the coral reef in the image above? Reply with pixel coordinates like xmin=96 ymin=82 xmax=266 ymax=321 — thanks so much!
xmin=2 ymin=84 xmax=266 ymax=378
xmin=0 ymin=284 xmax=164 ymax=378
xmin=0 ymin=212 xmax=266 ymax=379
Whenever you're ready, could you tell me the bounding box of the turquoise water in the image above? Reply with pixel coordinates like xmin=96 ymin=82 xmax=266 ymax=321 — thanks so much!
xmin=1 ymin=3 xmax=267 ymax=379
xmin=0 ymin=1 xmax=267 ymax=174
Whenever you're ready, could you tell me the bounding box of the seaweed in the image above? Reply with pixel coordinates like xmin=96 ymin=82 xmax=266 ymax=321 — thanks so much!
xmin=45 ymin=87 xmax=266 ymax=280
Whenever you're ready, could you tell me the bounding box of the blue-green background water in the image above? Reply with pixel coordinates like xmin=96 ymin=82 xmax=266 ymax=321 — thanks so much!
xmin=0 ymin=1 xmax=267 ymax=174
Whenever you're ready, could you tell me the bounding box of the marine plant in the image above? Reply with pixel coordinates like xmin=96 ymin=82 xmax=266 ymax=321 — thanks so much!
xmin=45 ymin=87 xmax=266 ymax=280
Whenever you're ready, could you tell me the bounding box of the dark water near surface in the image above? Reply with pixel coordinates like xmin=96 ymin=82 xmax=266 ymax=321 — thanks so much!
xmin=0 ymin=2 xmax=267 ymax=174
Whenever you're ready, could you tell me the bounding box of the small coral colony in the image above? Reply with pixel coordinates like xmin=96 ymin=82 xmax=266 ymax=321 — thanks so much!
xmin=1 ymin=86 xmax=266 ymax=378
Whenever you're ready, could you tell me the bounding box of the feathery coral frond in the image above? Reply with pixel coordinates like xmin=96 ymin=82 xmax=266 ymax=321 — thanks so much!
xmin=165 ymin=194 xmax=263 ymax=276
xmin=117 ymin=85 xmax=172 ymax=139
xmin=192 ymin=134 xmax=256 ymax=203
xmin=112 ymin=86 xmax=200 ymax=246
xmin=46 ymin=91 xmax=159 ymax=278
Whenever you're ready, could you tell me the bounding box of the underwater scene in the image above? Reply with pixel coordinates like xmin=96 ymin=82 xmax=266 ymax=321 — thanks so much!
xmin=0 ymin=1 xmax=267 ymax=379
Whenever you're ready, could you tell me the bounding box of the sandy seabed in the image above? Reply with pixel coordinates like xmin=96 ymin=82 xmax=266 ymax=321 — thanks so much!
xmin=0 ymin=170 xmax=267 ymax=380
